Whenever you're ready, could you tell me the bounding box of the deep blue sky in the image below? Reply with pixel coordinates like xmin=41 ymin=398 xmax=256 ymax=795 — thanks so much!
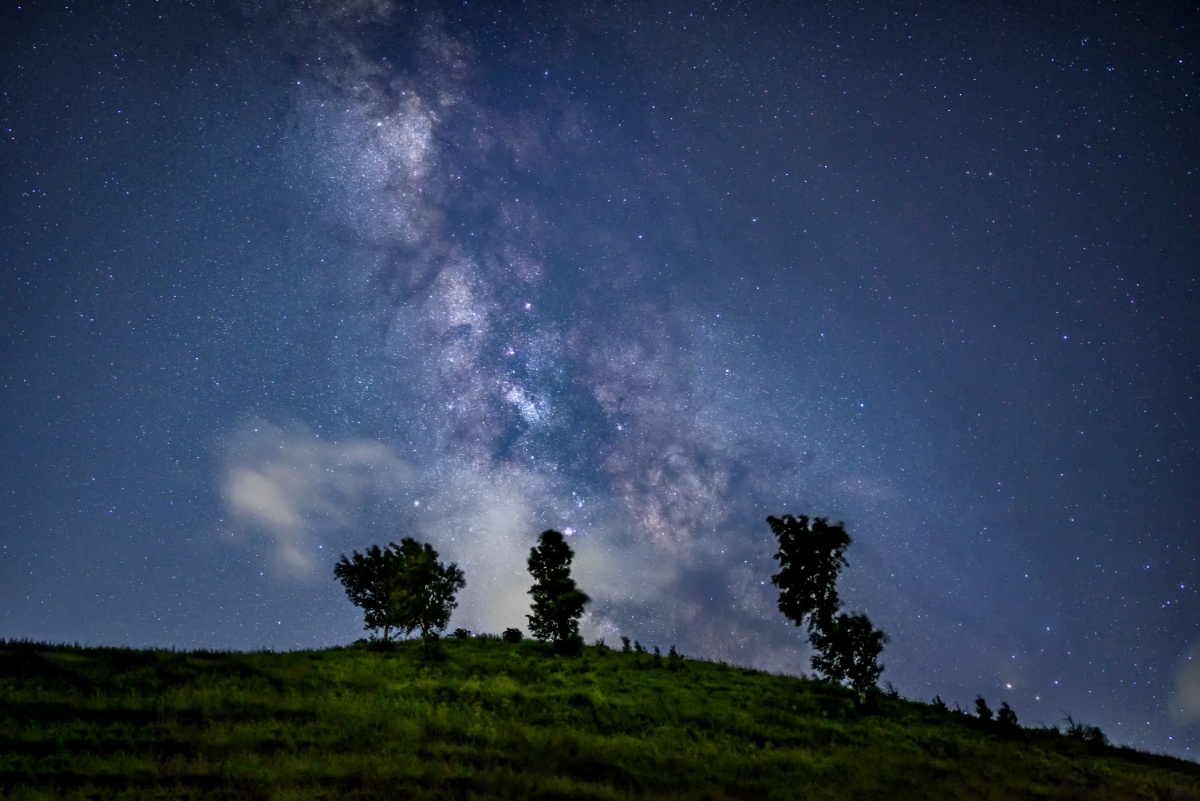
xmin=2 ymin=1 xmax=1197 ymax=758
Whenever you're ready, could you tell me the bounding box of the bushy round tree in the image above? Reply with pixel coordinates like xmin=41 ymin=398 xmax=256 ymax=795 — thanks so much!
xmin=334 ymin=538 xmax=465 ymax=643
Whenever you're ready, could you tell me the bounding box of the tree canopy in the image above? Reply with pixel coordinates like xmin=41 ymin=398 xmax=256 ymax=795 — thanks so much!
xmin=334 ymin=538 xmax=465 ymax=643
xmin=767 ymin=514 xmax=850 ymax=631
xmin=527 ymin=529 xmax=590 ymax=652
xmin=808 ymin=612 xmax=888 ymax=701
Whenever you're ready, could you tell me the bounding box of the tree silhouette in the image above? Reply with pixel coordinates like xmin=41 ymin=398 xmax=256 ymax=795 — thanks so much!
xmin=975 ymin=696 xmax=994 ymax=722
xmin=334 ymin=538 xmax=465 ymax=643
xmin=333 ymin=544 xmax=399 ymax=642
xmin=526 ymin=529 xmax=590 ymax=653
xmin=809 ymin=612 xmax=888 ymax=701
xmin=997 ymin=701 xmax=1019 ymax=732
xmin=767 ymin=514 xmax=887 ymax=700
xmin=390 ymin=538 xmax=466 ymax=640
xmin=767 ymin=515 xmax=851 ymax=632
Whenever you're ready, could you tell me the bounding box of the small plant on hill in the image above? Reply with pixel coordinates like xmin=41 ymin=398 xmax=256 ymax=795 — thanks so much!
xmin=975 ymin=696 xmax=994 ymax=722
xmin=667 ymin=644 xmax=685 ymax=672
xmin=1063 ymin=713 xmax=1109 ymax=746
xmin=526 ymin=529 xmax=591 ymax=654
xmin=998 ymin=701 xmax=1019 ymax=733
xmin=502 ymin=628 xmax=523 ymax=643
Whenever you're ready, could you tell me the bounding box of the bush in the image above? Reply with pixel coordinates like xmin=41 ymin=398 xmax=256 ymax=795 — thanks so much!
xmin=1063 ymin=713 xmax=1108 ymax=746
xmin=997 ymin=702 xmax=1019 ymax=732
xmin=975 ymin=696 xmax=993 ymax=722
xmin=502 ymin=628 xmax=524 ymax=644
xmin=667 ymin=644 xmax=685 ymax=672
xmin=452 ymin=628 xmax=471 ymax=640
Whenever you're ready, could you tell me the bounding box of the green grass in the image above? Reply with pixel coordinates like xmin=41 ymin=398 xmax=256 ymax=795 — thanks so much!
xmin=1 ymin=637 xmax=1197 ymax=799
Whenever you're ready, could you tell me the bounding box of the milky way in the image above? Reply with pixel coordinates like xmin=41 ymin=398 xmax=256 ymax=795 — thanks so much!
xmin=225 ymin=3 xmax=812 ymax=659
xmin=2 ymin=1 xmax=1197 ymax=759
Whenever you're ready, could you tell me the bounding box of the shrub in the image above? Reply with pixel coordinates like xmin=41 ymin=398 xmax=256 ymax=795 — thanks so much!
xmin=667 ymin=644 xmax=685 ymax=672
xmin=1063 ymin=713 xmax=1108 ymax=746
xmin=452 ymin=628 xmax=471 ymax=640
xmin=997 ymin=702 xmax=1019 ymax=732
xmin=502 ymin=628 xmax=524 ymax=644
xmin=975 ymin=696 xmax=993 ymax=722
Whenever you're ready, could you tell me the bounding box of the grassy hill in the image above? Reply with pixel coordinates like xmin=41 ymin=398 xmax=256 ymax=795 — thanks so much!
xmin=2 ymin=637 xmax=1197 ymax=800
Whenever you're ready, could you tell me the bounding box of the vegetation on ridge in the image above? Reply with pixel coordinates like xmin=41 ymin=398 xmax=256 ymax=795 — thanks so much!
xmin=1 ymin=637 xmax=1197 ymax=800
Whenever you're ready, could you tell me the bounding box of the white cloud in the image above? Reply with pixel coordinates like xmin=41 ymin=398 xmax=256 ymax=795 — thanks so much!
xmin=222 ymin=422 xmax=413 ymax=576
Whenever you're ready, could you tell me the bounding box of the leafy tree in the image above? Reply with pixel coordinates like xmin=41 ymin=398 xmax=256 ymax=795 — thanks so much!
xmin=526 ymin=529 xmax=590 ymax=653
xmin=389 ymin=538 xmax=466 ymax=641
xmin=333 ymin=544 xmax=400 ymax=643
xmin=767 ymin=515 xmax=851 ymax=632
xmin=502 ymin=627 xmax=523 ymax=643
xmin=975 ymin=696 xmax=994 ymax=722
xmin=333 ymin=538 xmax=465 ymax=643
xmin=809 ymin=612 xmax=888 ymax=701
xmin=767 ymin=514 xmax=887 ymax=699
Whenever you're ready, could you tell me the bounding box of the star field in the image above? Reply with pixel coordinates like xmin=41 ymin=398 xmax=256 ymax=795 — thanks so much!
xmin=1 ymin=1 xmax=1197 ymax=759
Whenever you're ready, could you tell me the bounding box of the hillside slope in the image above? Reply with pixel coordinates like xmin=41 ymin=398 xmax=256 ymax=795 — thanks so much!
xmin=1 ymin=638 xmax=1197 ymax=799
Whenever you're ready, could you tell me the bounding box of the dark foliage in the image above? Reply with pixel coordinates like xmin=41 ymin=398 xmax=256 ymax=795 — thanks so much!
xmin=997 ymin=702 xmax=1019 ymax=732
xmin=1063 ymin=713 xmax=1109 ymax=746
xmin=809 ymin=612 xmax=888 ymax=701
xmin=452 ymin=628 xmax=471 ymax=640
xmin=767 ymin=515 xmax=851 ymax=632
xmin=766 ymin=514 xmax=887 ymax=700
xmin=526 ymin=530 xmax=590 ymax=652
xmin=333 ymin=544 xmax=398 ymax=642
xmin=333 ymin=539 xmax=465 ymax=643
xmin=668 ymin=644 xmax=685 ymax=672
xmin=932 ymin=695 xmax=948 ymax=712
xmin=502 ymin=628 xmax=524 ymax=644
xmin=975 ymin=696 xmax=994 ymax=722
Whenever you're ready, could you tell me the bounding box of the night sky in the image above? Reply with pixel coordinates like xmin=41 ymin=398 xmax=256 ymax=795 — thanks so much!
xmin=2 ymin=1 xmax=1197 ymax=759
